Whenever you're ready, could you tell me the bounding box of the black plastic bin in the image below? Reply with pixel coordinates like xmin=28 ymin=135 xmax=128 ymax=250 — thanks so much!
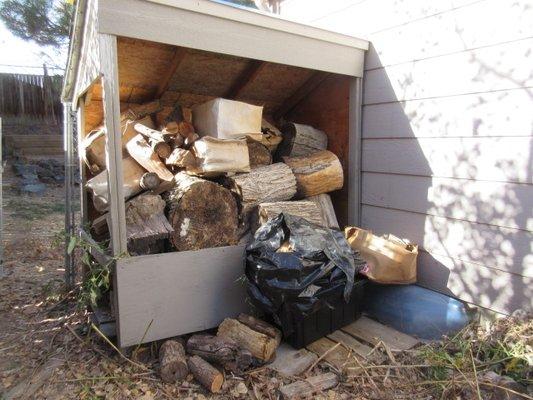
xmin=280 ymin=278 xmax=367 ymax=349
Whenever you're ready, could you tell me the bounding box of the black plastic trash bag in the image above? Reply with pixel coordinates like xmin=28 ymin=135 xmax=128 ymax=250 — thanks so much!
xmin=245 ymin=213 xmax=366 ymax=333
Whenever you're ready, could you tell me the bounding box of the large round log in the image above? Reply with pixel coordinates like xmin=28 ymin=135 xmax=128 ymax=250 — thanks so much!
xmin=225 ymin=163 xmax=296 ymax=206
xmin=283 ymin=150 xmax=344 ymax=198
xmin=166 ymin=172 xmax=239 ymax=251
xmin=275 ymin=123 xmax=328 ymax=159
xmin=159 ymin=340 xmax=188 ymax=384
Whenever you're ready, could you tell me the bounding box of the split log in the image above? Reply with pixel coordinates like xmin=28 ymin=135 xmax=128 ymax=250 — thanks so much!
xmin=126 ymin=194 xmax=173 ymax=255
xmin=184 ymin=132 xmax=200 ymax=148
xmin=186 ymin=334 xmax=253 ymax=372
xmin=247 ymin=138 xmax=272 ymax=168
xmin=83 ymin=116 xmax=154 ymax=173
xmin=160 ymin=105 xmax=196 ymax=138
xmin=139 ymin=172 xmax=161 ymax=190
xmin=252 ymin=200 xmax=324 ymax=231
xmin=307 ymin=194 xmax=339 ymax=229
xmin=126 ymin=134 xmax=174 ymax=182
xmin=225 ymin=163 xmax=296 ymax=206
xmin=165 ymin=148 xmax=195 ymax=168
xmin=279 ymin=372 xmax=338 ymax=399
xmin=159 ymin=340 xmax=188 ymax=384
xmin=283 ymin=150 xmax=343 ymax=198
xmin=165 ymin=172 xmax=239 ymax=251
xmin=217 ymin=318 xmax=280 ymax=362
xmin=188 ymin=137 xmax=250 ymax=175
xmin=261 ymin=119 xmax=283 ymax=153
xmin=85 ymin=157 xmax=146 ymax=212
xmin=155 ymin=105 xmax=192 ymax=129
xmin=187 ymin=356 xmax=224 ymax=393
xmin=276 ymin=123 xmax=328 ymax=159
xmin=133 ymin=123 xmax=172 ymax=159
xmin=169 ymin=133 xmax=184 ymax=149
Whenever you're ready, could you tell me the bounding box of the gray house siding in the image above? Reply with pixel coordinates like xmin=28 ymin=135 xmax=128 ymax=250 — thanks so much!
xmin=280 ymin=0 xmax=532 ymax=314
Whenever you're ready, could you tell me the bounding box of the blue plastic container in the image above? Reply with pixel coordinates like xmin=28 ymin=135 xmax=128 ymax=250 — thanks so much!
xmin=362 ymin=283 xmax=471 ymax=340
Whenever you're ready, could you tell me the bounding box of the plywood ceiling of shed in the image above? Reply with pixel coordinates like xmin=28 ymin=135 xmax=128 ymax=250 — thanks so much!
xmin=85 ymin=37 xmax=320 ymax=132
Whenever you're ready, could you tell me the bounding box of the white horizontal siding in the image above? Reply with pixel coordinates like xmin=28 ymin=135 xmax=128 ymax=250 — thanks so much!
xmin=362 ymin=172 xmax=532 ymax=231
xmin=361 ymin=205 xmax=532 ymax=277
xmin=364 ymin=38 xmax=533 ymax=104
xmin=362 ymin=137 xmax=532 ymax=183
xmin=362 ymin=88 xmax=533 ymax=138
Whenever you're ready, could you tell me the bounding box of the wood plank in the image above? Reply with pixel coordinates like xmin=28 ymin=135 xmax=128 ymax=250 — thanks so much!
xmin=306 ymin=337 xmax=352 ymax=370
xmin=155 ymin=47 xmax=187 ymax=98
xmin=279 ymin=372 xmax=338 ymax=399
xmin=362 ymin=172 xmax=533 ymax=231
xmin=342 ymin=316 xmax=419 ymax=351
xmin=364 ymin=0 xmax=533 ymax=70
xmin=274 ymin=71 xmax=329 ymax=119
xmin=361 ymin=205 xmax=533 ymax=277
xmin=327 ymin=330 xmax=374 ymax=359
xmin=362 ymin=88 xmax=533 ymax=139
xmin=362 ymin=136 xmax=533 ymax=184
xmin=225 ymin=60 xmax=266 ymax=99
xmin=268 ymin=343 xmax=317 ymax=377
xmin=115 ymin=245 xmax=249 ymax=347
xmin=364 ymin=38 xmax=533 ymax=104
xmin=348 ymin=76 xmax=362 ymax=226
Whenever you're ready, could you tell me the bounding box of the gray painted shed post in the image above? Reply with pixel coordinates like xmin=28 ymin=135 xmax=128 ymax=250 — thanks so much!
xmin=348 ymin=77 xmax=363 ymax=226
xmin=76 ymin=98 xmax=88 ymax=226
xmin=99 ymin=33 xmax=128 ymax=256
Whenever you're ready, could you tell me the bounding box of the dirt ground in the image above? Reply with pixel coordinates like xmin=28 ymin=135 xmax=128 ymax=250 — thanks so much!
xmin=0 ymin=159 xmax=531 ymax=400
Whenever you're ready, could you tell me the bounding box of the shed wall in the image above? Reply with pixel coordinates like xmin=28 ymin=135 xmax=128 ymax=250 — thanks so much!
xmin=280 ymin=0 xmax=533 ymax=314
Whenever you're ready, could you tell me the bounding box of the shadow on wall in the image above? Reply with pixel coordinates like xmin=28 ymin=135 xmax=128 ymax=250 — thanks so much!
xmin=363 ymin=39 xmax=532 ymax=314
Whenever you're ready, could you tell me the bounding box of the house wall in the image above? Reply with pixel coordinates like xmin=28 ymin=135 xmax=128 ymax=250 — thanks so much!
xmin=280 ymin=0 xmax=532 ymax=314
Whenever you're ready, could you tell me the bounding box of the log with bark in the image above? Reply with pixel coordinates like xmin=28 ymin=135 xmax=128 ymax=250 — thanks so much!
xmin=186 ymin=335 xmax=253 ymax=373
xmin=133 ymin=123 xmax=172 ymax=159
xmin=225 ymin=163 xmax=297 ymax=207
xmin=165 ymin=148 xmax=195 ymax=168
xmin=159 ymin=340 xmax=188 ymax=384
xmin=307 ymin=193 xmax=339 ymax=229
xmin=183 ymin=132 xmax=200 ymax=148
xmin=252 ymin=200 xmax=324 ymax=232
xmin=283 ymin=150 xmax=343 ymax=198
xmin=139 ymin=172 xmax=161 ymax=190
xmin=85 ymin=156 xmax=146 ymax=212
xmin=247 ymin=138 xmax=272 ymax=168
xmin=188 ymin=137 xmax=250 ymax=175
xmin=159 ymin=105 xmax=196 ymax=138
xmin=125 ymin=194 xmax=174 ymax=255
xmin=217 ymin=317 xmax=281 ymax=362
xmin=83 ymin=116 xmax=154 ymax=173
xmin=187 ymin=356 xmax=224 ymax=393
xmin=275 ymin=123 xmax=328 ymax=159
xmin=261 ymin=119 xmax=283 ymax=153
xmin=126 ymin=134 xmax=174 ymax=182
xmin=165 ymin=172 xmax=239 ymax=251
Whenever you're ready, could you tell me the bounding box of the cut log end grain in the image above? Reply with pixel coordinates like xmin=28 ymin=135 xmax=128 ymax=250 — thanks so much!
xmin=283 ymin=150 xmax=344 ymax=198
xmin=139 ymin=172 xmax=161 ymax=190
xmin=159 ymin=340 xmax=188 ymax=384
xmin=217 ymin=318 xmax=280 ymax=362
xmin=166 ymin=173 xmax=238 ymax=251
xmin=246 ymin=138 xmax=272 ymax=168
xmin=276 ymin=122 xmax=328 ymax=159
xmin=188 ymin=355 xmax=224 ymax=393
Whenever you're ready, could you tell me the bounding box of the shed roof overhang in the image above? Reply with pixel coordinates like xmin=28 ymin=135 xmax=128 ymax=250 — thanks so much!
xmin=61 ymin=0 xmax=369 ymax=105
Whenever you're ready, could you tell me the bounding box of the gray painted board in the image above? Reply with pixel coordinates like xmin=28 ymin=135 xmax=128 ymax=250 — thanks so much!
xmin=116 ymin=245 xmax=249 ymax=347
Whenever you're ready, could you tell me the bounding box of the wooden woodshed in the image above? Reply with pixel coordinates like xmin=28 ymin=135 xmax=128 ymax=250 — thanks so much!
xmin=61 ymin=0 xmax=369 ymax=347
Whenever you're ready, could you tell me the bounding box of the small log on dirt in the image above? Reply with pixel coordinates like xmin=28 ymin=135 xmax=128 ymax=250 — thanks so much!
xmin=283 ymin=150 xmax=344 ymax=198
xmin=126 ymin=194 xmax=173 ymax=255
xmin=165 ymin=172 xmax=239 ymax=251
xmin=225 ymin=163 xmax=296 ymax=206
xmin=165 ymin=148 xmax=195 ymax=168
xmin=237 ymin=314 xmax=282 ymax=343
xmin=188 ymin=355 xmax=224 ymax=394
xmin=139 ymin=172 xmax=161 ymax=190
xmin=186 ymin=334 xmax=253 ymax=372
xmin=247 ymin=138 xmax=272 ymax=168
xmin=133 ymin=123 xmax=172 ymax=159
xmin=279 ymin=372 xmax=338 ymax=399
xmin=159 ymin=340 xmax=188 ymax=384
xmin=252 ymin=200 xmax=324 ymax=232
xmin=276 ymin=123 xmax=328 ymax=159
xmin=307 ymin=193 xmax=339 ymax=229
xmin=126 ymin=134 xmax=174 ymax=182
xmin=217 ymin=317 xmax=280 ymax=362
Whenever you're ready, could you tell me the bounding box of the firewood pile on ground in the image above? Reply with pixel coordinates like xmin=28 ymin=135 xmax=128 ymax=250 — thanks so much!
xmin=83 ymin=97 xmax=343 ymax=254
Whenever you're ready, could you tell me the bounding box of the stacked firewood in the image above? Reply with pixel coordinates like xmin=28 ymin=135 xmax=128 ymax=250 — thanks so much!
xmin=83 ymin=98 xmax=343 ymax=255
xmin=158 ymin=314 xmax=281 ymax=393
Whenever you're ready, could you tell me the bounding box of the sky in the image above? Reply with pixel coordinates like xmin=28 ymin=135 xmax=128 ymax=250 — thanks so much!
xmin=0 ymin=21 xmax=67 ymax=75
